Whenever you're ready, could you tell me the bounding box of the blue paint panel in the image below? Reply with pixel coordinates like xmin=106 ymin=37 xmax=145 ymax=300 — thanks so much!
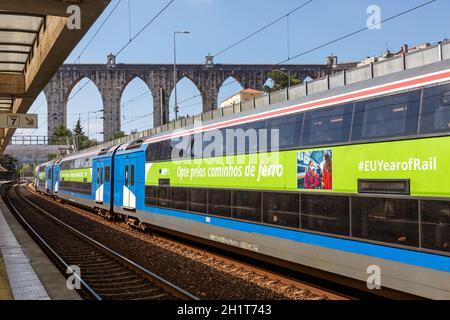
xmin=58 ymin=189 xmax=94 ymax=200
xmin=52 ymin=163 xmax=60 ymax=193
xmin=113 ymin=149 xmax=146 ymax=209
xmin=45 ymin=163 xmax=54 ymax=192
xmin=92 ymin=156 xmax=112 ymax=209
xmin=143 ymin=205 xmax=450 ymax=273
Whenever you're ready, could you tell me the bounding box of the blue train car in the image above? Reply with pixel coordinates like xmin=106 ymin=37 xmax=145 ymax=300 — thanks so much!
xmin=44 ymin=161 xmax=55 ymax=193
xmin=35 ymin=163 xmax=47 ymax=193
xmin=51 ymin=159 xmax=62 ymax=195
xmin=112 ymin=139 xmax=147 ymax=224
xmin=32 ymin=57 xmax=450 ymax=299
xmin=92 ymin=145 xmax=121 ymax=216
xmin=58 ymin=151 xmax=97 ymax=207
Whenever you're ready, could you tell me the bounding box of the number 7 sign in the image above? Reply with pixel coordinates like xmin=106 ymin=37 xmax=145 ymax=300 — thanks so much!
xmin=7 ymin=115 xmax=20 ymax=128
xmin=0 ymin=114 xmax=38 ymax=128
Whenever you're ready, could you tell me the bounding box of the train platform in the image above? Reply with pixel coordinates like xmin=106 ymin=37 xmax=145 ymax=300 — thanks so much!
xmin=0 ymin=182 xmax=80 ymax=300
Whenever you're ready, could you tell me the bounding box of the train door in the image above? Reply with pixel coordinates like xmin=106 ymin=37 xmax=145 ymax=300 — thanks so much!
xmin=95 ymin=161 xmax=104 ymax=204
xmin=53 ymin=165 xmax=60 ymax=194
xmin=123 ymin=158 xmax=137 ymax=210
xmin=45 ymin=166 xmax=52 ymax=191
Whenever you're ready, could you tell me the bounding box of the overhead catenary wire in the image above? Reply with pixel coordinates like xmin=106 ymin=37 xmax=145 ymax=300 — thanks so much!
xmin=73 ymin=0 xmax=123 ymax=63
xmin=63 ymin=0 xmax=176 ymax=117
xmin=208 ymin=0 xmax=440 ymax=92
xmin=276 ymin=0 xmax=438 ymax=65
xmin=67 ymin=80 xmax=91 ymax=101
xmin=25 ymin=1 xmax=176 ymax=137
xmin=115 ymin=0 xmax=176 ymax=57
xmin=212 ymin=0 xmax=313 ymax=58
xmin=74 ymin=0 xmax=301 ymax=127
xmin=121 ymin=93 xmax=203 ymax=128
xmin=123 ymin=0 xmax=440 ymax=124
xmin=23 ymin=0 xmax=123 ymax=136
xmin=34 ymin=0 xmax=440 ymax=138
xmin=121 ymin=1 xmax=313 ymax=113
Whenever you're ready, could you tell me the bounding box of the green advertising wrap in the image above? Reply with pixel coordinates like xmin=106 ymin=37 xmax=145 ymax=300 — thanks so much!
xmin=145 ymin=136 xmax=449 ymax=197
xmin=60 ymin=168 xmax=92 ymax=183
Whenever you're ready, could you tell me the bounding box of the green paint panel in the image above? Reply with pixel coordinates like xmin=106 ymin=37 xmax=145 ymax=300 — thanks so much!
xmin=60 ymin=168 xmax=92 ymax=183
xmin=145 ymin=136 xmax=450 ymax=197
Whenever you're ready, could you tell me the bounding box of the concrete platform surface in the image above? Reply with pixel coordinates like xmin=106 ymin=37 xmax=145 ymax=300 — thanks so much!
xmin=0 ymin=183 xmax=81 ymax=300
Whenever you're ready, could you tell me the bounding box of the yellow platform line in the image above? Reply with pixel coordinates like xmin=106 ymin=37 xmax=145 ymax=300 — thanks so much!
xmin=0 ymin=256 xmax=13 ymax=300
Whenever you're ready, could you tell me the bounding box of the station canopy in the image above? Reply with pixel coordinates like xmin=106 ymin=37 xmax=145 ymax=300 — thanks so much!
xmin=0 ymin=0 xmax=111 ymax=153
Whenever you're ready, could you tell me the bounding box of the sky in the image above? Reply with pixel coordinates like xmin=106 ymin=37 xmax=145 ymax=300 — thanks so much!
xmin=17 ymin=0 xmax=450 ymax=141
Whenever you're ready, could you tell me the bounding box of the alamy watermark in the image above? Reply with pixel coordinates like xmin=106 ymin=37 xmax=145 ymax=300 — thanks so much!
xmin=170 ymin=120 xmax=281 ymax=164
xmin=366 ymin=265 xmax=382 ymax=290
xmin=66 ymin=265 xmax=81 ymax=290
xmin=67 ymin=5 xmax=81 ymax=30
xmin=166 ymin=121 xmax=283 ymax=183
xmin=367 ymin=5 xmax=381 ymax=30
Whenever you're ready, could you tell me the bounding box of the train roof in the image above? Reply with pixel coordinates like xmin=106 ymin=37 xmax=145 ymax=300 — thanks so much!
xmin=142 ymin=58 xmax=450 ymax=145
xmin=69 ymin=41 xmax=450 ymax=156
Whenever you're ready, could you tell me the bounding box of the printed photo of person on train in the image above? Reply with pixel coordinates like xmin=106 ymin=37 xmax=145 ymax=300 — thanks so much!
xmin=297 ymin=150 xmax=332 ymax=190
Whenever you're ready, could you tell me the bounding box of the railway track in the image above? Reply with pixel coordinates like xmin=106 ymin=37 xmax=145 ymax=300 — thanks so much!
xmin=1 ymin=182 xmax=198 ymax=301
xmin=22 ymin=183 xmax=357 ymax=300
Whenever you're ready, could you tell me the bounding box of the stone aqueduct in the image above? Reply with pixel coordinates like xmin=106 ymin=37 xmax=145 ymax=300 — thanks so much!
xmin=43 ymin=56 xmax=356 ymax=141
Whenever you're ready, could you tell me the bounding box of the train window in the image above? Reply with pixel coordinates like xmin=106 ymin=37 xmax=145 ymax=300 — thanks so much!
xmin=266 ymin=114 xmax=303 ymax=151
xmin=125 ymin=165 xmax=129 ymax=186
xmin=144 ymin=186 xmax=157 ymax=206
xmin=130 ymin=165 xmax=135 ymax=186
xmin=351 ymin=197 xmax=419 ymax=247
xmin=59 ymin=180 xmax=92 ymax=195
xmin=191 ymin=134 xmax=203 ymax=159
xmin=208 ymin=189 xmax=232 ymax=217
xmin=302 ymin=104 xmax=353 ymax=146
xmin=420 ymin=201 xmax=450 ymax=253
xmin=420 ymin=83 xmax=450 ymax=135
xmin=105 ymin=166 xmax=111 ymax=182
xmin=225 ymin=120 xmax=266 ymax=156
xmin=203 ymin=130 xmax=224 ymax=158
xmin=301 ymin=195 xmax=350 ymax=236
xmin=351 ymin=90 xmax=421 ymax=141
xmin=146 ymin=143 xmax=158 ymax=162
xmin=263 ymin=192 xmax=300 ymax=228
xmin=96 ymin=168 xmax=100 ymax=184
xmin=233 ymin=190 xmax=261 ymax=222
xmin=188 ymin=188 xmax=207 ymax=214
xmin=74 ymin=158 xmax=81 ymax=169
xmin=171 ymin=188 xmax=188 ymax=210
xmin=157 ymin=187 xmax=170 ymax=208
xmin=158 ymin=140 xmax=173 ymax=161
xmin=172 ymin=135 xmax=191 ymax=160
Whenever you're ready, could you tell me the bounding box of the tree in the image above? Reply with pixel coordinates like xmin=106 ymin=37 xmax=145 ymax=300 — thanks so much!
xmin=17 ymin=163 xmax=33 ymax=180
xmin=73 ymin=118 xmax=98 ymax=150
xmin=0 ymin=154 xmax=18 ymax=180
xmin=263 ymin=70 xmax=302 ymax=93
xmin=48 ymin=154 xmax=60 ymax=161
xmin=73 ymin=118 xmax=85 ymax=136
xmin=113 ymin=131 xmax=126 ymax=140
xmin=50 ymin=125 xmax=72 ymax=145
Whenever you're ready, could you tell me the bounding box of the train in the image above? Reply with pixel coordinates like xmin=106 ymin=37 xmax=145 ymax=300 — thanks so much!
xmin=35 ymin=58 xmax=450 ymax=299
